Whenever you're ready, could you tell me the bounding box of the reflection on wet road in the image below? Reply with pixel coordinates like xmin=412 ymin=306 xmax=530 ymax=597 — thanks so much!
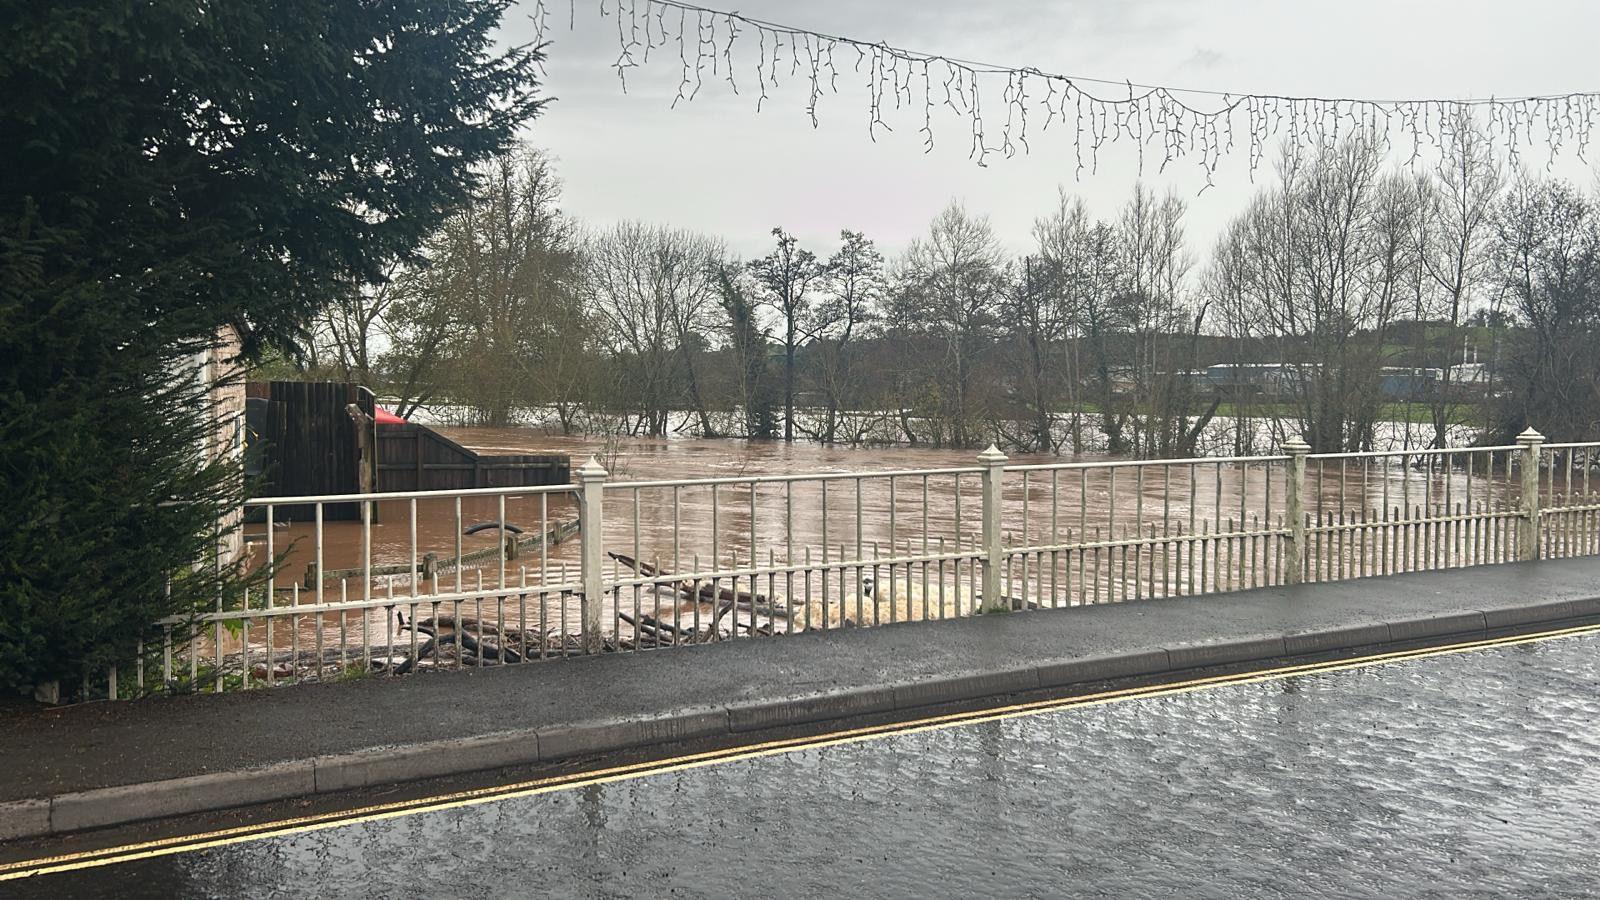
xmin=13 ymin=631 xmax=1600 ymax=898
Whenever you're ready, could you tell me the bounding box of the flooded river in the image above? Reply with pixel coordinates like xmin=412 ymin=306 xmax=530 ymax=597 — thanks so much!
xmin=260 ymin=425 xmax=1530 ymax=584
xmin=203 ymin=425 xmax=1562 ymax=688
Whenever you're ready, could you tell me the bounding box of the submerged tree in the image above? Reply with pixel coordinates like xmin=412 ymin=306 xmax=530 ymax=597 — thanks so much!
xmin=1488 ymin=177 xmax=1600 ymax=442
xmin=1212 ymin=138 xmax=1421 ymax=452
xmin=0 ymin=0 xmax=542 ymax=694
xmin=586 ymin=223 xmax=724 ymax=436
xmin=749 ymin=228 xmax=831 ymax=442
xmin=809 ymin=230 xmax=885 ymax=445
xmin=392 ymin=148 xmax=585 ymax=427
xmin=998 ymin=253 xmax=1067 ymax=453
xmin=716 ymin=265 xmax=777 ymax=440
xmin=1419 ymin=112 xmax=1504 ymax=446
xmin=891 ymin=202 xmax=1007 ymax=447
xmin=1032 ymin=192 xmax=1126 ymax=453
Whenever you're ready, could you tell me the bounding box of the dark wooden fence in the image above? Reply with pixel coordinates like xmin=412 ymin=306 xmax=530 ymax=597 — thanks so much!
xmin=245 ymin=381 xmax=374 ymax=521
xmin=247 ymin=381 xmax=570 ymax=518
xmin=376 ymin=424 xmax=569 ymax=492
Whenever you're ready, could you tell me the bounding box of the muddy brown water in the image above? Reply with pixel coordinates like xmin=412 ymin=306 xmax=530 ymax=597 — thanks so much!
xmin=259 ymin=428 xmax=1530 ymax=576
xmin=202 ymin=428 xmax=1551 ymax=684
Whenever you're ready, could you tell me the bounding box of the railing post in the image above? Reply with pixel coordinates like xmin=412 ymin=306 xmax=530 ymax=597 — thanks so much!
xmin=1282 ymin=437 xmax=1311 ymax=585
xmin=978 ymin=444 xmax=1009 ymax=612
xmin=576 ymin=456 xmax=608 ymax=654
xmin=1517 ymin=427 xmax=1545 ymax=562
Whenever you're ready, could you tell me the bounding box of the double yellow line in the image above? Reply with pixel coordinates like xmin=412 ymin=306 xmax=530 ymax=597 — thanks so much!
xmin=5 ymin=622 xmax=1597 ymax=882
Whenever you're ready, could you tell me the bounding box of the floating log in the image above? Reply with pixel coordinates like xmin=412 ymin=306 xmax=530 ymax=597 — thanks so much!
xmin=435 ymin=518 xmax=579 ymax=575
xmin=313 ymin=518 xmax=579 ymax=584
xmin=617 ymin=611 xmax=682 ymax=646
xmin=464 ymin=521 xmax=525 ymax=536
xmin=393 ymin=630 xmax=523 ymax=674
xmin=607 ymin=552 xmax=794 ymax=619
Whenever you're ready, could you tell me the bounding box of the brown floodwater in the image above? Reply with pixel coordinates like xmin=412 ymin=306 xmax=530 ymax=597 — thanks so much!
xmin=259 ymin=427 xmax=1533 ymax=577
xmin=202 ymin=427 xmax=1579 ymax=687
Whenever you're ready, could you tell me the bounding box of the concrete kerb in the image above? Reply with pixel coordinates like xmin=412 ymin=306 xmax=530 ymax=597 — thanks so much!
xmin=312 ymin=730 xmax=541 ymax=794
xmin=0 ymin=798 xmax=50 ymax=843
xmin=1283 ymin=623 xmax=1392 ymax=656
xmin=1480 ymin=599 xmax=1583 ymax=629
xmin=1387 ymin=611 xmax=1488 ymax=642
xmin=890 ymin=666 xmax=1040 ymax=710
xmin=535 ymin=708 xmax=729 ymax=761
xmin=49 ymin=761 xmax=316 ymax=835
xmin=1036 ymin=650 xmax=1172 ymax=688
xmin=8 ymin=591 xmax=1600 ymax=842
xmin=728 ymin=688 xmax=896 ymax=733
xmin=1164 ymin=635 xmax=1288 ymax=670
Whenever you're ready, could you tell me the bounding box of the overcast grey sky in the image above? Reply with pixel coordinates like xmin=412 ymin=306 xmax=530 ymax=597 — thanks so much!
xmin=504 ymin=0 xmax=1600 ymax=259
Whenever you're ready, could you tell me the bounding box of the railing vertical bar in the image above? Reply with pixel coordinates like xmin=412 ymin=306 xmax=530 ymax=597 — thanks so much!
xmin=785 ymin=481 xmax=794 ymax=625
xmin=803 ymin=546 xmax=813 ymax=633
xmin=1106 ymin=467 xmax=1118 ymax=602
xmin=314 ymin=502 xmax=325 ymax=681
xmin=1081 ymin=469 xmax=1090 ymax=604
xmin=1187 ymin=464 xmax=1197 ymax=595
xmin=1051 ymin=470 xmax=1061 ymax=606
xmin=1133 ymin=466 xmax=1143 ymax=601
xmin=854 ymin=476 xmax=864 ymax=608
xmin=633 ymin=488 xmax=642 ymax=650
xmin=288 ymin=582 xmax=299 ymax=685
xmin=889 ymin=476 xmax=898 ymax=620
xmin=339 ymin=579 xmax=349 ymax=672
xmin=922 ymin=475 xmax=931 ymax=616
xmin=821 ymin=480 xmax=830 ymax=614
xmin=1237 ymin=463 xmax=1248 ymax=588
xmin=264 ymin=506 xmax=276 ymax=688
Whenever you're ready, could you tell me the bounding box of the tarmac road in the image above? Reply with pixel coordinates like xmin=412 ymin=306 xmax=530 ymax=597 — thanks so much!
xmin=5 ymin=625 xmax=1598 ymax=898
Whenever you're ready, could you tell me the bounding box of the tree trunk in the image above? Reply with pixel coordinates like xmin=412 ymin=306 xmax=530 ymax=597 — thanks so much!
xmin=784 ymin=323 xmax=796 ymax=442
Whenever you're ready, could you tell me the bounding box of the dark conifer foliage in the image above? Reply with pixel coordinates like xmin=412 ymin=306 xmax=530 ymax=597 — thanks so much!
xmin=0 ymin=0 xmax=544 ymax=693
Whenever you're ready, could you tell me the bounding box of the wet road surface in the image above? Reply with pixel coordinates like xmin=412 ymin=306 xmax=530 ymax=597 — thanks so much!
xmin=12 ymin=630 xmax=1598 ymax=898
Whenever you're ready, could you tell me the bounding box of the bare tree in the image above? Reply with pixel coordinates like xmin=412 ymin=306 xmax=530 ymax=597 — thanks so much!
xmin=381 ymin=261 xmax=461 ymax=419
xmin=1420 ymin=111 xmax=1504 ymax=445
xmin=807 ymin=229 xmax=884 ymax=445
xmin=715 ymin=264 xmax=776 ymax=439
xmin=1489 ymin=175 xmax=1600 ymax=441
xmin=380 ymin=148 xmax=583 ymax=426
xmin=312 ymin=264 xmax=401 ymax=389
xmin=997 ymin=254 xmax=1064 ymax=453
xmin=891 ymin=201 xmax=1006 ymax=447
xmin=1118 ymin=183 xmax=1202 ymax=455
xmin=586 ymin=222 xmax=723 ymax=436
xmin=1034 ymin=192 xmax=1127 ymax=453
xmin=462 ymin=150 xmax=582 ymax=425
xmin=1212 ymin=138 xmax=1421 ymax=451
xmin=748 ymin=228 xmax=831 ymax=442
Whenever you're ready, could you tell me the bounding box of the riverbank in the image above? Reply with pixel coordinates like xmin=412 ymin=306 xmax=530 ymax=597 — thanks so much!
xmin=4 ymin=556 xmax=1599 ymax=841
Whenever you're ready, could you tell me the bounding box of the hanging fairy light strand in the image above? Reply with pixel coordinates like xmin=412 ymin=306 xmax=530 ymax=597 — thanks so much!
xmin=530 ymin=0 xmax=1599 ymax=185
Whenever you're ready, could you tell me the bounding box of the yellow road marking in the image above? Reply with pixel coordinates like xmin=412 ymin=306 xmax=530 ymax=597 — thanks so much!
xmin=4 ymin=622 xmax=1597 ymax=881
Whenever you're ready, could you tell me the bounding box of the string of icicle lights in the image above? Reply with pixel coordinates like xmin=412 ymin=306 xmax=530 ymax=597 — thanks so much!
xmin=533 ymin=0 xmax=1600 ymax=186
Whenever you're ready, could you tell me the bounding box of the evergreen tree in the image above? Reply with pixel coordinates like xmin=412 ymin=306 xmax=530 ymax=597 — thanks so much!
xmin=716 ymin=266 xmax=776 ymax=439
xmin=0 ymin=0 xmax=544 ymax=693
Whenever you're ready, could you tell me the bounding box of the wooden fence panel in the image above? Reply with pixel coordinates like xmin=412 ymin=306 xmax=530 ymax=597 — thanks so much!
xmin=375 ymin=423 xmax=568 ymax=492
xmin=244 ymin=381 xmax=373 ymax=520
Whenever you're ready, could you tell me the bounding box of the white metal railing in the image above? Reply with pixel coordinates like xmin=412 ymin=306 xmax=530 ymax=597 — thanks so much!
xmin=115 ymin=428 xmax=1600 ymax=697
